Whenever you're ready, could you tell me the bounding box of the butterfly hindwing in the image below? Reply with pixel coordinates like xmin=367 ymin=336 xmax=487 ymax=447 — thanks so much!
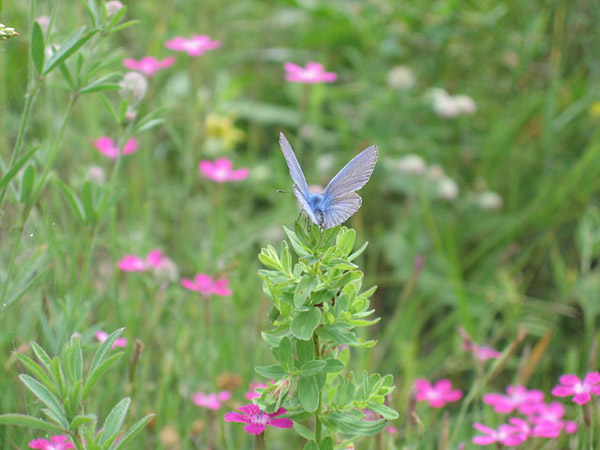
xmin=323 ymin=145 xmax=378 ymax=200
xmin=279 ymin=132 xmax=310 ymax=197
xmin=293 ymin=184 xmax=319 ymax=225
xmin=322 ymin=192 xmax=362 ymax=229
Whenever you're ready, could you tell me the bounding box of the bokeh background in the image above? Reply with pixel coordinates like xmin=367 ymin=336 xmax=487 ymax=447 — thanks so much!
xmin=2 ymin=0 xmax=600 ymax=448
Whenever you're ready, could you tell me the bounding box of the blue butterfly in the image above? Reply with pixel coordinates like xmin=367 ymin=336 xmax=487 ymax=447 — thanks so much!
xmin=279 ymin=132 xmax=378 ymax=229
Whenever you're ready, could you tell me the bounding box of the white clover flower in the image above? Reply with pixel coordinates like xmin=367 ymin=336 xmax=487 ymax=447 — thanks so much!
xmin=387 ymin=65 xmax=415 ymax=90
xmin=475 ymin=191 xmax=503 ymax=210
xmin=120 ymin=71 xmax=148 ymax=105
xmin=431 ymin=88 xmax=476 ymax=118
xmin=427 ymin=164 xmax=445 ymax=181
xmin=86 ymin=166 xmax=106 ymax=184
xmin=395 ymin=154 xmax=426 ymax=175
xmin=453 ymin=95 xmax=477 ymax=115
xmin=437 ymin=177 xmax=459 ymax=200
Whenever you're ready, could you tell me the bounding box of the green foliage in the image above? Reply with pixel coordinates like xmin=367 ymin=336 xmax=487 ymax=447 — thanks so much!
xmin=0 ymin=331 xmax=153 ymax=450
xmin=257 ymin=223 xmax=397 ymax=445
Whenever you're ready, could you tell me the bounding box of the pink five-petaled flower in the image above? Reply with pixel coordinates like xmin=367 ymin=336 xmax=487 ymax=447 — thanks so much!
xmin=29 ymin=435 xmax=75 ymax=450
xmin=123 ymin=56 xmax=175 ymax=76
xmin=551 ymin=372 xmax=600 ymax=404
xmin=199 ymin=158 xmax=249 ymax=183
xmin=118 ymin=249 xmax=165 ymax=272
xmin=414 ymin=379 xmax=462 ymax=408
xmin=94 ymin=137 xmax=138 ymax=160
xmin=164 ymin=35 xmax=220 ymax=56
xmin=224 ymin=404 xmax=293 ymax=435
xmin=283 ymin=62 xmax=337 ymax=84
xmin=181 ymin=273 xmax=232 ymax=297
xmin=483 ymin=385 xmax=544 ymax=415
xmin=95 ymin=331 xmax=128 ymax=349
xmin=192 ymin=391 xmax=232 ymax=410
xmin=472 ymin=423 xmax=527 ymax=447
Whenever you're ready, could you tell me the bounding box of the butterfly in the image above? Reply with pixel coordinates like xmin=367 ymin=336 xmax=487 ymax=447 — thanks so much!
xmin=279 ymin=132 xmax=378 ymax=229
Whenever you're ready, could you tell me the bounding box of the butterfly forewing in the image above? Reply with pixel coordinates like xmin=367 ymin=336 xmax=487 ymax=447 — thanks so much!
xmin=322 ymin=193 xmax=362 ymax=229
xmin=323 ymin=145 xmax=378 ymax=200
xmin=279 ymin=133 xmax=310 ymax=197
xmin=293 ymin=185 xmax=319 ymax=225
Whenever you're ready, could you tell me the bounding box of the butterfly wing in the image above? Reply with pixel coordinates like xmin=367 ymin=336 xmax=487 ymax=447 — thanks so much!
xmin=322 ymin=193 xmax=362 ymax=229
xmin=279 ymin=132 xmax=310 ymax=197
xmin=293 ymin=185 xmax=319 ymax=225
xmin=323 ymin=145 xmax=378 ymax=200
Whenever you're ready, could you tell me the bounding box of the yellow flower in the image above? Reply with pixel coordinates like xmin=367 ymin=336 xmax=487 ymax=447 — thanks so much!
xmin=589 ymin=101 xmax=600 ymax=118
xmin=205 ymin=114 xmax=244 ymax=150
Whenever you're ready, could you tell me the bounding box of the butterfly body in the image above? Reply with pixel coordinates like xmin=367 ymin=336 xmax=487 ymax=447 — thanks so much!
xmin=279 ymin=133 xmax=377 ymax=229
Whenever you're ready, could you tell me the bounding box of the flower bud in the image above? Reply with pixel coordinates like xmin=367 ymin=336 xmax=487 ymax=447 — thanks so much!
xmin=105 ymin=1 xmax=124 ymax=17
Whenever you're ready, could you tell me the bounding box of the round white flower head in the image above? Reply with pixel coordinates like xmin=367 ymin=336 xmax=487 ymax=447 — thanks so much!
xmin=476 ymin=191 xmax=503 ymax=210
xmin=395 ymin=154 xmax=426 ymax=175
xmin=105 ymin=1 xmax=124 ymax=17
xmin=387 ymin=66 xmax=415 ymax=90
xmin=120 ymin=72 xmax=148 ymax=105
xmin=437 ymin=177 xmax=459 ymax=200
xmin=453 ymin=95 xmax=477 ymax=115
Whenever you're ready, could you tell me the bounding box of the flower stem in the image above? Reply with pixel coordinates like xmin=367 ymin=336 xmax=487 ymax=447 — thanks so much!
xmin=584 ymin=402 xmax=592 ymax=428
xmin=313 ymin=333 xmax=322 ymax=443
xmin=254 ymin=432 xmax=265 ymax=450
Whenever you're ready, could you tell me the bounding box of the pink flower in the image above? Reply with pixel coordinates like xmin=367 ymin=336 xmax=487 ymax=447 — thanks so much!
xmin=483 ymin=385 xmax=544 ymax=415
xmin=192 ymin=391 xmax=232 ymax=410
xmin=181 ymin=273 xmax=232 ymax=297
xmin=95 ymin=331 xmax=128 ymax=349
xmin=414 ymin=379 xmax=462 ymax=408
xmin=472 ymin=423 xmax=527 ymax=446
xmin=527 ymin=401 xmax=565 ymax=424
xmin=199 ymin=158 xmax=249 ymax=183
xmin=94 ymin=137 xmax=138 ymax=160
xmin=224 ymin=404 xmax=293 ymax=435
xmin=387 ymin=426 xmax=398 ymax=434
xmin=117 ymin=249 xmax=166 ymax=272
xmin=551 ymin=372 xmax=600 ymax=404
xmin=164 ymin=35 xmax=220 ymax=56
xmin=458 ymin=327 xmax=501 ymax=362
xmin=283 ymin=62 xmax=337 ymax=84
xmin=29 ymin=436 xmax=75 ymax=450
xmin=123 ymin=56 xmax=175 ymax=76
xmin=245 ymin=381 xmax=269 ymax=400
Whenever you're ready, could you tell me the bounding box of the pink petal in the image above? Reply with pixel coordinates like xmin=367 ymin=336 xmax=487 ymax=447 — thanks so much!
xmin=306 ymin=62 xmax=324 ymax=71
xmin=218 ymin=391 xmax=232 ymax=401
xmin=165 ymin=37 xmax=187 ymax=51
xmin=472 ymin=423 xmax=495 ymax=434
xmin=244 ymin=423 xmax=266 ymax=435
xmin=123 ymin=58 xmax=140 ymax=70
xmin=502 ymin=434 xmax=527 ymax=446
xmin=145 ymin=249 xmax=163 ymax=268
xmin=558 ymin=374 xmax=580 ymax=386
xmin=472 ymin=436 xmax=497 ymax=445
xmin=122 ymin=138 xmax=138 ymax=155
xmin=238 ymin=404 xmax=261 ymax=416
xmin=95 ymin=331 xmax=109 ymax=342
xmin=573 ymin=392 xmax=591 ymax=405
xmin=214 ymin=157 xmax=233 ymax=171
xmin=118 ymin=255 xmax=147 ymax=271
xmin=283 ymin=62 xmax=302 ymax=73
xmin=434 ymin=379 xmax=452 ymax=392
xmin=181 ymin=278 xmax=198 ymax=291
xmin=551 ymin=386 xmax=575 ymax=397
xmin=321 ymin=72 xmax=338 ymax=82
xmin=444 ymin=389 xmax=463 ymax=403
xmin=268 ymin=418 xmax=293 ymax=429
xmin=94 ymin=136 xmax=119 ymax=159
xmin=158 ymin=56 xmax=176 ymax=69
xmin=483 ymin=394 xmax=514 ymax=413
xmin=428 ymin=398 xmax=447 ymax=408
xmin=224 ymin=412 xmax=250 ymax=424
xmin=212 ymin=278 xmax=232 ymax=296
xmin=414 ymin=379 xmax=432 ymax=392
xmin=565 ymin=421 xmax=578 ymax=434
xmin=29 ymin=439 xmax=51 ymax=449
xmin=584 ymin=371 xmax=600 ymax=386
xmin=226 ymin=168 xmax=249 ymax=181
xmin=112 ymin=337 xmax=127 ymax=348
xmin=266 ymin=407 xmax=287 ymax=418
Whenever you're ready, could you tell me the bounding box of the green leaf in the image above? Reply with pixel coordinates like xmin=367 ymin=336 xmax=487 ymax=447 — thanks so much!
xmin=89 ymin=328 xmax=124 ymax=374
xmin=319 ymin=437 xmax=334 ymax=450
xmin=100 ymin=398 xmax=130 ymax=446
xmin=81 ymin=180 xmax=95 ymax=224
xmin=348 ymin=241 xmax=368 ymax=261
xmin=70 ymin=414 xmax=96 ymax=429
xmin=43 ymin=27 xmax=99 ymax=75
xmin=300 ymin=360 xmax=327 ymax=377
xmin=19 ymin=375 xmax=67 ymax=427
xmin=298 ymin=376 xmax=319 ymax=413
xmin=321 ymin=412 xmax=385 ymax=436
xmin=19 ymin=164 xmax=34 ymax=203
xmin=0 ymin=146 xmax=41 ymax=190
xmin=15 ymin=353 xmax=55 ymax=392
xmin=303 ymin=441 xmax=319 ymax=450
xmin=317 ymin=325 xmax=360 ymax=346
xmin=367 ymin=403 xmax=399 ymax=420
xmin=255 ymin=364 xmax=286 ymax=380
xmin=55 ymin=179 xmax=87 ymax=224
xmin=296 ymin=339 xmax=314 ymax=366
xmin=83 ymin=352 xmax=122 ymax=399
xmin=323 ymin=359 xmax=345 ymax=373
xmin=31 ymin=22 xmax=44 ymax=75
xmin=0 ymin=414 xmax=64 ymax=433
xmin=277 ymin=337 xmax=294 ymax=373
xmin=293 ymin=422 xmax=315 ymax=441
xmin=283 ymin=226 xmax=310 ymax=257
xmin=291 ymin=308 xmax=321 ymax=341
xmin=294 ymin=275 xmax=318 ymax=308
xmin=108 ymin=413 xmax=154 ymax=450
xmin=31 ymin=342 xmax=53 ymax=369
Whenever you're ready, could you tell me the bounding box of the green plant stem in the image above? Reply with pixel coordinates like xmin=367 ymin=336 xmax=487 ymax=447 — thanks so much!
xmin=313 ymin=333 xmax=322 ymax=443
xmin=0 ymin=223 xmax=24 ymax=305
xmin=254 ymin=432 xmax=265 ymax=450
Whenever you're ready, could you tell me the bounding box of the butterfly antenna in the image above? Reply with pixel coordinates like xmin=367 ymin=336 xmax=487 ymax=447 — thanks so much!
xmin=276 ymin=190 xmax=291 ymax=194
